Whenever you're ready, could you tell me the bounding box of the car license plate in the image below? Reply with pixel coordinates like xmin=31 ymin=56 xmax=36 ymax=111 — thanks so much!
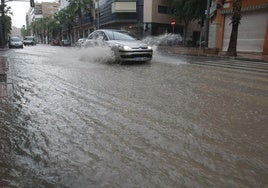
xmin=135 ymin=57 xmax=145 ymax=61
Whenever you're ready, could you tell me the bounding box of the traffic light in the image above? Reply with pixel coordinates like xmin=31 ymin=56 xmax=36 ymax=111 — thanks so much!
xmin=30 ymin=0 xmax=35 ymax=7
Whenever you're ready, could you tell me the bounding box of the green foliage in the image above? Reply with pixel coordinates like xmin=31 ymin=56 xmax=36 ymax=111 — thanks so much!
xmin=5 ymin=16 xmax=12 ymax=34
xmin=21 ymin=25 xmax=31 ymax=37
xmin=30 ymin=16 xmax=61 ymax=42
xmin=0 ymin=3 xmax=12 ymax=46
xmin=172 ymin=0 xmax=207 ymax=45
xmin=66 ymin=0 xmax=92 ymax=25
xmin=172 ymin=0 xmax=207 ymax=24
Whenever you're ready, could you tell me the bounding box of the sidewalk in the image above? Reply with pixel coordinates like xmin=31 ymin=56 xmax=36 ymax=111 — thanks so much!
xmin=158 ymin=46 xmax=268 ymax=62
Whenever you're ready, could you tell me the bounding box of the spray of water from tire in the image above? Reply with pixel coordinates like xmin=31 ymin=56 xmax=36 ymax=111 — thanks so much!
xmin=53 ymin=33 xmax=186 ymax=65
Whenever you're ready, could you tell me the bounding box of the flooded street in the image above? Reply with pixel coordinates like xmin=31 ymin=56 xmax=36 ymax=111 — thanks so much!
xmin=1 ymin=45 xmax=268 ymax=187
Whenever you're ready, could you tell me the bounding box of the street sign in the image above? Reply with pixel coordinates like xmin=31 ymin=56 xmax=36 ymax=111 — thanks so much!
xmin=170 ymin=19 xmax=176 ymax=26
xmin=170 ymin=19 xmax=176 ymax=33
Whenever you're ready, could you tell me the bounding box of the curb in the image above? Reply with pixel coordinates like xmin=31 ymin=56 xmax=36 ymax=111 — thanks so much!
xmin=158 ymin=46 xmax=268 ymax=63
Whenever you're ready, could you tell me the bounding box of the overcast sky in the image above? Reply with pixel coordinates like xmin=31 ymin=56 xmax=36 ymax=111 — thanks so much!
xmin=7 ymin=0 xmax=56 ymax=28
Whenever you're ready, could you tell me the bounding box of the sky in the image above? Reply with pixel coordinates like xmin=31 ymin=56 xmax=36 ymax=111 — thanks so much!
xmin=7 ymin=0 xmax=56 ymax=28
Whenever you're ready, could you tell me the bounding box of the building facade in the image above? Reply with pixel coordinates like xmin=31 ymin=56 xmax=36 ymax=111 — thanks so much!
xmin=26 ymin=2 xmax=60 ymax=43
xmin=143 ymin=0 xmax=183 ymax=36
xmin=29 ymin=0 xmax=201 ymax=44
xmin=210 ymin=0 xmax=268 ymax=54
xmin=96 ymin=0 xmax=185 ymax=38
xmin=97 ymin=0 xmax=138 ymax=33
xmin=26 ymin=2 xmax=60 ymax=28
xmin=58 ymin=0 xmax=95 ymax=42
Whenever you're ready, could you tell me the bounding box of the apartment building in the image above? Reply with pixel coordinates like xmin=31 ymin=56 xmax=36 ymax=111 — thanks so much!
xmin=143 ymin=0 xmax=183 ymax=36
xmin=97 ymin=0 xmax=138 ymax=32
xmin=26 ymin=2 xmax=59 ymax=27
xmin=96 ymin=0 xmax=185 ymax=38
xmin=210 ymin=0 xmax=268 ymax=54
xmin=26 ymin=2 xmax=60 ymax=43
xmin=42 ymin=2 xmax=60 ymax=18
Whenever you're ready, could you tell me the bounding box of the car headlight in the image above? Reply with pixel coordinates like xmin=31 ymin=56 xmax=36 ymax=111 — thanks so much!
xmin=147 ymin=46 xmax=152 ymax=50
xmin=123 ymin=45 xmax=131 ymax=50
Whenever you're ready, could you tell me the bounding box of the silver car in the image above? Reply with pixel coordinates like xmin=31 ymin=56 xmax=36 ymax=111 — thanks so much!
xmin=9 ymin=37 xmax=23 ymax=48
xmin=85 ymin=29 xmax=153 ymax=63
xmin=23 ymin=36 xmax=36 ymax=46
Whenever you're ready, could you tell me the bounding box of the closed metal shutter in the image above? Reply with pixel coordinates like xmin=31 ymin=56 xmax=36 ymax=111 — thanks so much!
xmin=222 ymin=9 xmax=268 ymax=52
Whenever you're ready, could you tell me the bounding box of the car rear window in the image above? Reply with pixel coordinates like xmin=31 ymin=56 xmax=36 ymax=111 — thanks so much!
xmin=25 ymin=37 xmax=35 ymax=40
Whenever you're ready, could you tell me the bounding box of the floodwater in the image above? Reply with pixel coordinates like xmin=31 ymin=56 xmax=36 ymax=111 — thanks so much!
xmin=0 ymin=45 xmax=267 ymax=188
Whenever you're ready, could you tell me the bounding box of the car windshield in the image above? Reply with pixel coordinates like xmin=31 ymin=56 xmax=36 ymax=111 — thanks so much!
xmin=105 ymin=30 xmax=136 ymax=41
xmin=11 ymin=37 xmax=21 ymax=42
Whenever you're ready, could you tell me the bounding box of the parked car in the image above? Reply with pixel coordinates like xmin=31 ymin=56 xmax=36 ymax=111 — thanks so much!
xmin=23 ymin=36 xmax=36 ymax=46
xmin=51 ymin=39 xmax=60 ymax=46
xmin=9 ymin=36 xmax=23 ymax=48
xmin=61 ymin=39 xmax=71 ymax=46
xmin=85 ymin=29 xmax=153 ymax=63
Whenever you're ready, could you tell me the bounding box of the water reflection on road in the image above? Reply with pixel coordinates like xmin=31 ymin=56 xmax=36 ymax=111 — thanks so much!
xmin=0 ymin=45 xmax=267 ymax=187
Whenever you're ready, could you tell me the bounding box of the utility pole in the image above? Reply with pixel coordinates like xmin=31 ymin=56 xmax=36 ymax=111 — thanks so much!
xmin=205 ymin=0 xmax=210 ymax=48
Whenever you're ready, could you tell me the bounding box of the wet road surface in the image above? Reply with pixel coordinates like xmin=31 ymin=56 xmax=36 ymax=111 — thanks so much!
xmin=1 ymin=45 xmax=268 ymax=187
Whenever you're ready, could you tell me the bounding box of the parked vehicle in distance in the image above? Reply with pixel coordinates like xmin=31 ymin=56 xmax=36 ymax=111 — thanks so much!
xmin=9 ymin=36 xmax=23 ymax=48
xmin=23 ymin=36 xmax=36 ymax=46
xmin=61 ymin=39 xmax=71 ymax=46
xmin=51 ymin=39 xmax=60 ymax=46
xmin=85 ymin=29 xmax=153 ymax=63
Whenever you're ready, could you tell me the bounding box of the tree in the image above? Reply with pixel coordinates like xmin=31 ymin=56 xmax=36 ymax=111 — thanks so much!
xmin=226 ymin=0 xmax=242 ymax=56
xmin=30 ymin=16 xmax=60 ymax=44
xmin=21 ymin=25 xmax=31 ymax=38
xmin=0 ymin=3 xmax=12 ymax=47
xmin=47 ymin=17 xmax=61 ymax=39
xmin=68 ymin=0 xmax=91 ymax=38
xmin=55 ymin=8 xmax=74 ymax=40
xmin=172 ymin=0 xmax=207 ymax=45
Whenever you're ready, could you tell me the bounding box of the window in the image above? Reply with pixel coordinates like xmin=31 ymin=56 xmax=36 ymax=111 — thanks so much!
xmin=158 ymin=5 xmax=169 ymax=14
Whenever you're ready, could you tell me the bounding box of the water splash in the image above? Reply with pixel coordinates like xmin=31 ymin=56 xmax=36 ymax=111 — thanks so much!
xmin=142 ymin=33 xmax=186 ymax=65
xmin=79 ymin=46 xmax=116 ymax=63
xmin=52 ymin=33 xmax=184 ymax=65
xmin=142 ymin=33 xmax=183 ymax=47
